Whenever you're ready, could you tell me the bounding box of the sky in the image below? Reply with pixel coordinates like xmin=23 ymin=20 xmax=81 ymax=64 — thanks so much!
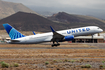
xmin=3 ymin=0 xmax=105 ymax=19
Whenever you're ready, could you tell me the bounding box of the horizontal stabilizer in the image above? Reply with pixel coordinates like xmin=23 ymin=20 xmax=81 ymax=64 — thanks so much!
xmin=11 ymin=40 xmax=20 ymax=42
xmin=32 ymin=31 xmax=36 ymax=35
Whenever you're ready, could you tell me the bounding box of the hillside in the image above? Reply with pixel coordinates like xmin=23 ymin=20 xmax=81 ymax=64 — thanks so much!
xmin=0 ymin=12 xmax=67 ymax=32
xmin=47 ymin=12 xmax=105 ymax=30
xmin=0 ymin=0 xmax=37 ymax=19
xmin=0 ymin=11 xmax=105 ymax=32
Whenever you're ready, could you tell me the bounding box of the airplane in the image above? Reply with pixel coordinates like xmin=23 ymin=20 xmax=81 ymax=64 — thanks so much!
xmin=3 ymin=23 xmax=103 ymax=47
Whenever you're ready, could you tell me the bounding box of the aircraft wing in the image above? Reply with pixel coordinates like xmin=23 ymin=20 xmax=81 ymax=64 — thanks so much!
xmin=50 ymin=26 xmax=64 ymax=42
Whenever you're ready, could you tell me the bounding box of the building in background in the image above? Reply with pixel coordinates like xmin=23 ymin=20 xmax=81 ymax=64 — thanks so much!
xmin=71 ymin=33 xmax=105 ymax=43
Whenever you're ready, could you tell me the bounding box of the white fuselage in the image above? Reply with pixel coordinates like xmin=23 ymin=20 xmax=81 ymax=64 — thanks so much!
xmin=10 ymin=26 xmax=103 ymax=44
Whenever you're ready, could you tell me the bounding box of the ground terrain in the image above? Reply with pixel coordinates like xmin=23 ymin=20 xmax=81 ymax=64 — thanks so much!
xmin=0 ymin=43 xmax=105 ymax=70
xmin=0 ymin=30 xmax=105 ymax=70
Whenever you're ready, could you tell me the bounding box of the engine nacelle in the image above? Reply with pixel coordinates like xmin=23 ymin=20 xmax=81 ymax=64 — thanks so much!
xmin=64 ymin=35 xmax=74 ymax=41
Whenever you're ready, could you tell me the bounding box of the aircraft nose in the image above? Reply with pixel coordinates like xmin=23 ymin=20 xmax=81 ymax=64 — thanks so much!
xmin=100 ymin=29 xmax=103 ymax=32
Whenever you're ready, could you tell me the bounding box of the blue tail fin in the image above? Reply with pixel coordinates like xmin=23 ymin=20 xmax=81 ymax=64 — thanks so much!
xmin=3 ymin=23 xmax=25 ymax=40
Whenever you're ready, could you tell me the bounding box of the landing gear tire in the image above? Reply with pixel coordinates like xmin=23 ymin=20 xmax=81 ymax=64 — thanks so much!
xmin=57 ymin=43 xmax=60 ymax=46
xmin=52 ymin=45 xmax=54 ymax=47
xmin=51 ymin=44 xmax=60 ymax=47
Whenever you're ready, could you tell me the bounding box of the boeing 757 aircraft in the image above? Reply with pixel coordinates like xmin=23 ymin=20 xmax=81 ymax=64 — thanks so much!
xmin=3 ymin=23 xmax=103 ymax=47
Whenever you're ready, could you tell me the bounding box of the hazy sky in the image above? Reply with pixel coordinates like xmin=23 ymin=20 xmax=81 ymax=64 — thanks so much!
xmin=3 ymin=0 xmax=105 ymax=19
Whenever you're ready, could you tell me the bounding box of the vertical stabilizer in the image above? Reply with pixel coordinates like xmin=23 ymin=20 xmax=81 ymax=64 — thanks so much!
xmin=3 ymin=23 xmax=25 ymax=40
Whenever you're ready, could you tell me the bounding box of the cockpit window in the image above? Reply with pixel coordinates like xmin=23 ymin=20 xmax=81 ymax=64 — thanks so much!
xmin=97 ymin=28 xmax=100 ymax=29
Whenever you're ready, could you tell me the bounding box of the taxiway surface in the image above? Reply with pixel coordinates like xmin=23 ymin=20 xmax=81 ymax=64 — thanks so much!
xmin=0 ymin=43 xmax=105 ymax=49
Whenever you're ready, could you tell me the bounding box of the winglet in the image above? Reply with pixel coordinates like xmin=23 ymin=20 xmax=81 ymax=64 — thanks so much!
xmin=32 ymin=31 xmax=36 ymax=35
xmin=50 ymin=26 xmax=55 ymax=32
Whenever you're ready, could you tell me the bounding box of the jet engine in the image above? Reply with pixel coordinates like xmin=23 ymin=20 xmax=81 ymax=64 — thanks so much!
xmin=64 ymin=35 xmax=74 ymax=41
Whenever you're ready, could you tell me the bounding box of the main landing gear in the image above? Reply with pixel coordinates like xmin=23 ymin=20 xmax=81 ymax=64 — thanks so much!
xmin=52 ymin=43 xmax=60 ymax=47
xmin=51 ymin=41 xmax=60 ymax=47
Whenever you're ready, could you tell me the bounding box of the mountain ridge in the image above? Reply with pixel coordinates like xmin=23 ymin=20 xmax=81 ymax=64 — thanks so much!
xmin=0 ymin=0 xmax=37 ymax=19
xmin=48 ymin=12 xmax=105 ymax=23
xmin=0 ymin=11 xmax=105 ymax=32
xmin=0 ymin=12 xmax=67 ymax=32
xmin=47 ymin=12 xmax=105 ymax=30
